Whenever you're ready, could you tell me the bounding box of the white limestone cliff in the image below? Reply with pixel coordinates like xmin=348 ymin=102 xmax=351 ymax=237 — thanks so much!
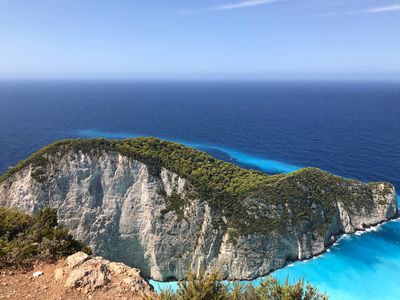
xmin=0 ymin=149 xmax=397 ymax=281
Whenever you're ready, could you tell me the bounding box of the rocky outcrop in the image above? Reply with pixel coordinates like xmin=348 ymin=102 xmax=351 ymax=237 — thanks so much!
xmin=0 ymin=142 xmax=397 ymax=281
xmin=0 ymin=253 xmax=153 ymax=300
xmin=64 ymin=255 xmax=111 ymax=293
xmin=58 ymin=252 xmax=152 ymax=295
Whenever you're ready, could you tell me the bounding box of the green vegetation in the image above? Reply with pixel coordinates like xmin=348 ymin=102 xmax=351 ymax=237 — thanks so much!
xmin=0 ymin=138 xmax=387 ymax=236
xmin=0 ymin=207 xmax=91 ymax=268
xmin=154 ymin=271 xmax=328 ymax=300
xmin=161 ymin=192 xmax=187 ymax=220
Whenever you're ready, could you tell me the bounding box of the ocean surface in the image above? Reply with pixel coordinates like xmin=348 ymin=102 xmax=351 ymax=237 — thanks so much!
xmin=0 ymin=80 xmax=399 ymax=299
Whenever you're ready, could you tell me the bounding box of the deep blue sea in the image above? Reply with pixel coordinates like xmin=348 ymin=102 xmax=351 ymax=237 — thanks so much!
xmin=0 ymin=80 xmax=399 ymax=299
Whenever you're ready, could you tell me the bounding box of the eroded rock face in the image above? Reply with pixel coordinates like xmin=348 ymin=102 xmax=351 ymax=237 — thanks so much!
xmin=0 ymin=149 xmax=397 ymax=281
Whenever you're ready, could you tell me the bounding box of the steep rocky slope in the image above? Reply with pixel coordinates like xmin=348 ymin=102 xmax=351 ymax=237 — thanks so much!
xmin=0 ymin=138 xmax=397 ymax=281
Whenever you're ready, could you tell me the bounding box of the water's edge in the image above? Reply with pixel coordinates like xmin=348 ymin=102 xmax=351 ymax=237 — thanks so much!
xmin=148 ymin=215 xmax=400 ymax=293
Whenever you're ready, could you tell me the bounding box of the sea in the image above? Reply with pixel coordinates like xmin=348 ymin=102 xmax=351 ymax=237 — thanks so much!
xmin=0 ymin=79 xmax=399 ymax=299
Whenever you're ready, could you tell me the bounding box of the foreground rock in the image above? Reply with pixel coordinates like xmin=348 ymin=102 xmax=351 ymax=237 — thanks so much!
xmin=60 ymin=252 xmax=153 ymax=295
xmin=0 ymin=252 xmax=154 ymax=300
xmin=0 ymin=138 xmax=397 ymax=281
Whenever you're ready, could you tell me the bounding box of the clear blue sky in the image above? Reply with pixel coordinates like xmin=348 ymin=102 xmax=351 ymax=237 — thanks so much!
xmin=0 ymin=0 xmax=399 ymax=79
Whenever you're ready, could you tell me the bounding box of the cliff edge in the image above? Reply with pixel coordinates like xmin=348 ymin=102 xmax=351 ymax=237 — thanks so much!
xmin=0 ymin=138 xmax=397 ymax=281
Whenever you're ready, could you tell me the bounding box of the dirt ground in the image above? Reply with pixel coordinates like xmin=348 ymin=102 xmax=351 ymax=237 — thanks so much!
xmin=0 ymin=260 xmax=152 ymax=300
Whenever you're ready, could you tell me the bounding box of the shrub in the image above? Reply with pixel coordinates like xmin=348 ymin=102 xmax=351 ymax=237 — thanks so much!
xmin=0 ymin=206 xmax=91 ymax=268
xmin=155 ymin=272 xmax=328 ymax=300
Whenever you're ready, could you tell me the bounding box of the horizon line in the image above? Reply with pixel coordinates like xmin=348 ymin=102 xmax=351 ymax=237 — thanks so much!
xmin=0 ymin=76 xmax=399 ymax=82
xmin=1 ymin=73 xmax=400 ymax=81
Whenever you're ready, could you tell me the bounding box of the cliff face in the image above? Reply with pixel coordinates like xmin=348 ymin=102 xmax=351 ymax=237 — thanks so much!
xmin=0 ymin=141 xmax=397 ymax=281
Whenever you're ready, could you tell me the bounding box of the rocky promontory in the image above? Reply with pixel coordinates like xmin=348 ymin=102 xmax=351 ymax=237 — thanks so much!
xmin=0 ymin=138 xmax=397 ymax=281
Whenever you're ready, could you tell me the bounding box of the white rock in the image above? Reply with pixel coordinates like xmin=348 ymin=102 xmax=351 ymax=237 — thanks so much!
xmin=65 ymin=258 xmax=111 ymax=292
xmin=66 ymin=252 xmax=89 ymax=270
xmin=32 ymin=271 xmax=43 ymax=278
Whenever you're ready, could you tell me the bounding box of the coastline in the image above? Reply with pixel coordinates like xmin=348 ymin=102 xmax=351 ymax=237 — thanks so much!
xmin=149 ymin=213 xmax=400 ymax=292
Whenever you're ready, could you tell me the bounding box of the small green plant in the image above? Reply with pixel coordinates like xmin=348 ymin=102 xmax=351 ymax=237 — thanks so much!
xmin=0 ymin=206 xmax=91 ymax=268
xmin=161 ymin=192 xmax=187 ymax=219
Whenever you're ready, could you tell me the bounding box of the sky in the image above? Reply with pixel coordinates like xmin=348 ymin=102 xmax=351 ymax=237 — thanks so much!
xmin=0 ymin=0 xmax=399 ymax=79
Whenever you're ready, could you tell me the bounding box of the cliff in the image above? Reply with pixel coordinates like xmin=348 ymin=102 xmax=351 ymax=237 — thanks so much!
xmin=0 ymin=138 xmax=397 ymax=281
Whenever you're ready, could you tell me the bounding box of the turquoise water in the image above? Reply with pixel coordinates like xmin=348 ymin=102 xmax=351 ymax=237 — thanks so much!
xmin=77 ymin=129 xmax=400 ymax=300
